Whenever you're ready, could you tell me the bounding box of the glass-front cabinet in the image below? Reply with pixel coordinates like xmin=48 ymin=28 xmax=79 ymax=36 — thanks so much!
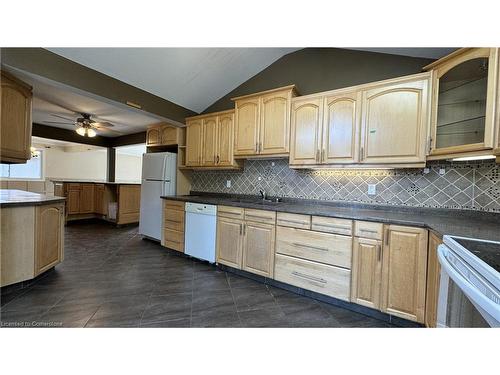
xmin=425 ymin=48 xmax=499 ymax=159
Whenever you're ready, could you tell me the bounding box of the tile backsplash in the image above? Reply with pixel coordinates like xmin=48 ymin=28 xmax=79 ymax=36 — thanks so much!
xmin=190 ymin=159 xmax=500 ymax=212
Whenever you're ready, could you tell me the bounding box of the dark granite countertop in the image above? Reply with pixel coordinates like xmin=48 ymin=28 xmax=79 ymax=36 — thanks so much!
xmin=51 ymin=179 xmax=140 ymax=185
xmin=0 ymin=189 xmax=66 ymax=207
xmin=161 ymin=192 xmax=500 ymax=242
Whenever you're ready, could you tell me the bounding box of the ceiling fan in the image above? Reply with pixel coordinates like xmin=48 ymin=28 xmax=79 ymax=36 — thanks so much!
xmin=45 ymin=113 xmax=118 ymax=137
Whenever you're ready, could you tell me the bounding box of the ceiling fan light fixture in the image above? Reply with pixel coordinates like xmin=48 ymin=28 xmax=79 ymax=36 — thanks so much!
xmin=87 ymin=128 xmax=97 ymax=138
xmin=76 ymin=126 xmax=86 ymax=136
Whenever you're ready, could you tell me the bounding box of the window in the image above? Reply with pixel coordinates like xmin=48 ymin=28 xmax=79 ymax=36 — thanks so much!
xmin=0 ymin=150 xmax=43 ymax=179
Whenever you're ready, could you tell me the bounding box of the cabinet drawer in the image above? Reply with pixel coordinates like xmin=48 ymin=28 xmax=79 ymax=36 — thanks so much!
xmin=244 ymin=208 xmax=276 ymax=224
xmin=163 ymin=209 xmax=185 ymax=231
xmin=354 ymin=221 xmax=383 ymax=240
xmin=276 ymin=226 xmax=352 ymax=268
xmin=311 ymin=216 xmax=352 ymax=236
xmin=164 ymin=199 xmax=185 ymax=211
xmin=275 ymin=254 xmax=351 ymax=301
xmin=277 ymin=212 xmax=311 ymax=229
xmin=68 ymin=183 xmax=81 ymax=191
xmin=218 ymin=205 xmax=244 ymax=220
xmin=163 ymin=228 xmax=184 ymax=252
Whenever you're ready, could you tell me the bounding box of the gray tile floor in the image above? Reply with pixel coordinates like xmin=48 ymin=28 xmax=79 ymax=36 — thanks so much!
xmin=0 ymin=221 xmax=394 ymax=328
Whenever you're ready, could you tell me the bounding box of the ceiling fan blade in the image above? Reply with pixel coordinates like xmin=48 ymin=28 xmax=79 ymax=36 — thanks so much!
xmin=50 ymin=113 xmax=76 ymax=122
xmin=93 ymin=121 xmax=114 ymax=128
xmin=43 ymin=121 xmax=75 ymax=125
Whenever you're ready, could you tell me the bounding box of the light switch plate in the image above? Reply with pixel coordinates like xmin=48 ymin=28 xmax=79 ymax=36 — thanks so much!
xmin=368 ymin=184 xmax=376 ymax=195
xmin=226 ymin=180 xmax=231 ymax=188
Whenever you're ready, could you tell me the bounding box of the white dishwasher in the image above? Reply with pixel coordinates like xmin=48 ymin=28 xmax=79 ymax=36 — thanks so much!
xmin=184 ymin=202 xmax=217 ymax=263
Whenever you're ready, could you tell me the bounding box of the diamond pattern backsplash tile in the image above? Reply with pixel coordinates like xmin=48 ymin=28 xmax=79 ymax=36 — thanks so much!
xmin=190 ymin=159 xmax=500 ymax=212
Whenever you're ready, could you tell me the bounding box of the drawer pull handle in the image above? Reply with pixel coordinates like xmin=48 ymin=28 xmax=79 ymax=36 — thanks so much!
xmin=167 ymin=239 xmax=181 ymax=244
xmin=278 ymin=219 xmax=307 ymax=225
xmin=246 ymin=214 xmax=272 ymax=220
xmin=292 ymin=271 xmax=327 ymax=284
xmin=359 ymin=228 xmax=378 ymax=234
xmin=291 ymin=242 xmax=329 ymax=252
xmin=314 ymin=223 xmax=351 ymax=230
xmin=164 ymin=219 xmax=182 ymax=223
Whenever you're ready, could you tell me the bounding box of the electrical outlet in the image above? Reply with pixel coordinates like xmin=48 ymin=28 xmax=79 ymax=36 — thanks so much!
xmin=226 ymin=180 xmax=231 ymax=188
xmin=368 ymin=184 xmax=376 ymax=195
xmin=258 ymin=177 xmax=262 ymax=181
xmin=439 ymin=168 xmax=446 ymax=175
xmin=423 ymin=168 xmax=430 ymax=174
xmin=271 ymin=161 xmax=275 ymax=166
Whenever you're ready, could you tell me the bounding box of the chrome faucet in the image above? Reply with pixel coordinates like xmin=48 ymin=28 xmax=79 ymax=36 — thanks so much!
xmin=259 ymin=189 xmax=267 ymax=200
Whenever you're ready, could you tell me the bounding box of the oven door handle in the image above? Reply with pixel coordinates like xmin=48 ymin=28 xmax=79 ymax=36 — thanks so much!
xmin=437 ymin=245 xmax=500 ymax=327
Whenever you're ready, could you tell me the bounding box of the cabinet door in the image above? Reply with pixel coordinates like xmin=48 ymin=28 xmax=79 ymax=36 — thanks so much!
xmin=161 ymin=126 xmax=178 ymax=145
xmin=67 ymin=188 xmax=80 ymax=214
xmin=425 ymin=232 xmax=442 ymax=327
xmin=216 ymin=217 xmax=243 ymax=269
xmin=351 ymin=237 xmax=382 ymax=309
xmin=202 ymin=116 xmax=218 ymax=166
xmin=118 ymin=185 xmax=141 ymax=224
xmin=79 ymin=184 xmax=95 ymax=214
xmin=217 ymin=112 xmax=234 ymax=166
xmin=259 ymin=91 xmax=290 ymax=155
xmin=186 ymin=119 xmax=203 ymax=166
xmin=289 ymin=97 xmax=323 ymax=166
xmin=234 ymin=97 xmax=259 ymax=155
xmin=242 ymin=221 xmax=275 ymax=277
xmin=323 ymin=92 xmax=360 ymax=163
xmin=1 ymin=72 xmax=32 ymax=163
xmin=94 ymin=184 xmax=105 ymax=215
xmin=146 ymin=127 xmax=161 ymax=146
xmin=430 ymin=48 xmax=499 ymax=156
xmin=35 ymin=203 xmax=64 ymax=275
xmin=381 ymin=225 xmax=428 ymax=323
xmin=360 ymin=77 xmax=429 ymax=164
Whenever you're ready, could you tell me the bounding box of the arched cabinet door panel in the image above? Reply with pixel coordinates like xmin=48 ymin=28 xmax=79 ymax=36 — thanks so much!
xmin=234 ymin=98 xmax=260 ymax=156
xmin=35 ymin=203 xmax=64 ymax=276
xmin=186 ymin=120 xmax=203 ymax=166
xmin=290 ymin=98 xmax=323 ymax=166
xmin=217 ymin=113 xmax=234 ymax=166
xmin=259 ymin=92 xmax=290 ymax=155
xmin=202 ymin=116 xmax=217 ymax=166
xmin=360 ymin=77 xmax=430 ymax=164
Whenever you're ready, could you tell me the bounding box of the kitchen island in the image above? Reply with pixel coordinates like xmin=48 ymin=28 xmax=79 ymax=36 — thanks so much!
xmin=52 ymin=180 xmax=141 ymax=225
xmin=1 ymin=190 xmax=65 ymax=287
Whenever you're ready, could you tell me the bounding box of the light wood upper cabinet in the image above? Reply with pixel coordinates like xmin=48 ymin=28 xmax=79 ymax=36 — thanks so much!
xmin=217 ymin=112 xmax=235 ymax=166
xmin=323 ymin=92 xmax=360 ymax=163
xmin=381 ymin=225 xmax=428 ymax=323
xmin=351 ymin=237 xmax=382 ymax=309
xmin=185 ymin=110 xmax=239 ymax=169
xmin=290 ymin=97 xmax=323 ymax=166
xmin=216 ymin=216 xmax=243 ymax=269
xmin=202 ymin=116 xmax=218 ymax=166
xmin=233 ymin=85 xmax=296 ymax=157
xmin=425 ymin=48 xmax=499 ymax=159
xmin=161 ymin=126 xmax=178 ymax=145
xmin=146 ymin=126 xmax=161 ymax=146
xmin=234 ymin=97 xmax=260 ymax=155
xmin=242 ymin=221 xmax=275 ymax=278
xmin=259 ymin=91 xmax=291 ymax=155
xmin=186 ymin=119 xmax=203 ymax=166
xmin=1 ymin=71 xmax=33 ymax=164
xmin=35 ymin=203 xmax=64 ymax=276
xmin=360 ymin=75 xmax=430 ymax=165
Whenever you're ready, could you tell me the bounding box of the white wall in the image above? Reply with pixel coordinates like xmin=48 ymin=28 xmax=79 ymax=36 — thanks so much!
xmin=43 ymin=146 xmax=107 ymax=181
xmin=115 ymin=153 xmax=142 ymax=183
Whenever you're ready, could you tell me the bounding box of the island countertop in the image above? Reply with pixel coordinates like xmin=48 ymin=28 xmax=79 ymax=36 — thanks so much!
xmin=50 ymin=179 xmax=140 ymax=185
xmin=0 ymin=189 xmax=66 ymax=207
xmin=161 ymin=193 xmax=500 ymax=242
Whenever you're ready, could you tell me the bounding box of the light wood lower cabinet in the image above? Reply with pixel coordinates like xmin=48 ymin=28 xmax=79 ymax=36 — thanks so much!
xmin=381 ymin=225 xmax=428 ymax=323
xmin=79 ymin=183 xmax=95 ymax=214
xmin=161 ymin=199 xmax=185 ymax=252
xmin=67 ymin=189 xmax=80 ymax=214
xmin=117 ymin=185 xmax=141 ymax=224
xmin=275 ymin=254 xmax=351 ymax=301
xmin=425 ymin=232 xmax=442 ymax=327
xmin=216 ymin=207 xmax=275 ymax=278
xmin=94 ymin=184 xmax=105 ymax=215
xmin=35 ymin=203 xmax=64 ymax=275
xmin=351 ymin=237 xmax=382 ymax=309
xmin=242 ymin=221 xmax=275 ymax=277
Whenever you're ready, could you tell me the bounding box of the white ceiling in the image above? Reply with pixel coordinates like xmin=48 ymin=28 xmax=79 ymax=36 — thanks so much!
xmin=48 ymin=48 xmax=299 ymax=113
xmin=48 ymin=48 xmax=456 ymax=113
xmin=8 ymin=68 xmax=166 ymax=137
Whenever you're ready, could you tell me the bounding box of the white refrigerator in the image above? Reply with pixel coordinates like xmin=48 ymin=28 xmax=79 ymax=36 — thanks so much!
xmin=139 ymin=152 xmax=177 ymax=241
